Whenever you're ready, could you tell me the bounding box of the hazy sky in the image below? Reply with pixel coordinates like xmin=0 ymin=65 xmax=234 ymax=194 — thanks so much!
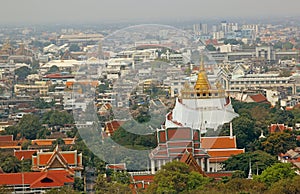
xmin=1 ymin=0 xmax=300 ymax=24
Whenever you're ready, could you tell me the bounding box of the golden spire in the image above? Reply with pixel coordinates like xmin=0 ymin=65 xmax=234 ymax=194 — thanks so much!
xmin=194 ymin=55 xmax=211 ymax=90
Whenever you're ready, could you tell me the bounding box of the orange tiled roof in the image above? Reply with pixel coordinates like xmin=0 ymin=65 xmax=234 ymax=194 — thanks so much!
xmin=61 ymin=153 xmax=76 ymax=165
xmin=250 ymin=94 xmax=269 ymax=103
xmin=31 ymin=138 xmax=75 ymax=146
xmin=269 ymin=124 xmax=292 ymax=133
xmin=14 ymin=150 xmax=37 ymax=160
xmin=105 ymin=120 xmax=125 ymax=135
xmin=0 ymin=170 xmax=73 ymax=188
xmin=32 ymin=139 xmax=53 ymax=146
xmin=106 ymin=163 xmax=126 ymax=170
xmin=131 ymin=175 xmax=154 ymax=182
xmin=0 ymin=135 xmax=13 ymax=142
xmin=130 ymin=175 xmax=154 ymax=191
xmin=201 ymin=137 xmax=236 ymax=149
xmin=207 ymin=149 xmax=244 ymax=162
xmin=35 ymin=151 xmax=78 ymax=166
xmin=207 ymin=149 xmax=244 ymax=157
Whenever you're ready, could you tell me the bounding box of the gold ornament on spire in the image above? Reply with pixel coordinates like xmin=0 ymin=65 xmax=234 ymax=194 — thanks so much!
xmin=194 ymin=55 xmax=211 ymax=91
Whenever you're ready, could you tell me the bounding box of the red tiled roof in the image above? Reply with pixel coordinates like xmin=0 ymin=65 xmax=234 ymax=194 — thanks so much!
xmin=31 ymin=138 xmax=75 ymax=146
xmin=61 ymin=153 xmax=76 ymax=165
xmin=207 ymin=149 xmax=244 ymax=157
xmin=167 ymin=141 xmax=193 ymax=147
xmin=105 ymin=120 xmax=125 ymax=135
xmin=130 ymin=174 xmax=154 ymax=192
xmin=207 ymin=149 xmax=244 ymax=162
xmin=131 ymin=175 xmax=154 ymax=182
xmin=250 ymin=94 xmax=268 ymax=103
xmin=158 ymin=131 xmax=166 ymax=143
xmin=167 ymin=128 xmax=191 ymax=140
xmin=14 ymin=150 xmax=37 ymax=160
xmin=269 ymin=124 xmax=292 ymax=133
xmin=104 ymin=103 xmax=112 ymax=110
xmin=44 ymin=74 xmax=74 ymax=79
xmin=201 ymin=137 xmax=236 ymax=149
xmin=36 ymin=151 xmax=78 ymax=166
xmin=106 ymin=163 xmax=126 ymax=170
xmin=0 ymin=171 xmax=73 ymax=188
xmin=0 ymin=135 xmax=13 ymax=142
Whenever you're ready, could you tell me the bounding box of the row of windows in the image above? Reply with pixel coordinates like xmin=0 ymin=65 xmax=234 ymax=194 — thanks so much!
xmin=182 ymin=93 xmax=220 ymax=97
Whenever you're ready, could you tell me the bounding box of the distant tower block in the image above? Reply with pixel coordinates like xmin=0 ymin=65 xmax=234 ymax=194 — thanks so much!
xmin=98 ymin=41 xmax=103 ymax=59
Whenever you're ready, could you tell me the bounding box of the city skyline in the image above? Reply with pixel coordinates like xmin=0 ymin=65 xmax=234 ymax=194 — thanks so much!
xmin=1 ymin=0 xmax=300 ymax=24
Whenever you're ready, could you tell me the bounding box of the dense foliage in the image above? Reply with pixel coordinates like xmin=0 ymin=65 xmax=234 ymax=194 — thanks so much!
xmin=145 ymin=161 xmax=210 ymax=194
xmin=223 ymin=150 xmax=278 ymax=177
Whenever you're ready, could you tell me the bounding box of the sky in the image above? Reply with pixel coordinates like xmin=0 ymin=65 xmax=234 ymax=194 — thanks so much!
xmin=1 ymin=0 xmax=300 ymax=24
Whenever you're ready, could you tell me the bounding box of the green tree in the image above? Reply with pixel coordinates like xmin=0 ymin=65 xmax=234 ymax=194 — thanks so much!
xmin=254 ymin=163 xmax=296 ymax=187
xmin=18 ymin=114 xmax=44 ymax=140
xmin=205 ymin=44 xmax=216 ymax=51
xmin=110 ymin=171 xmax=131 ymax=185
xmin=223 ymin=150 xmax=278 ymax=177
xmin=2 ymin=125 xmax=19 ymax=139
xmin=223 ymin=178 xmax=266 ymax=194
xmin=45 ymin=186 xmax=80 ymax=194
xmin=94 ymin=174 xmax=131 ymax=194
xmin=266 ymin=175 xmax=300 ymax=194
xmin=21 ymin=140 xmax=32 ymax=149
xmin=73 ymin=177 xmax=84 ymax=191
xmin=146 ymin=161 xmax=210 ymax=194
xmin=282 ymin=42 xmax=294 ymax=50
xmin=221 ymin=114 xmax=258 ymax=149
xmin=15 ymin=66 xmax=31 ymax=81
xmin=69 ymin=44 xmax=80 ymax=52
xmin=261 ymin=132 xmax=297 ymax=155
xmin=46 ymin=65 xmax=60 ymax=74
xmin=42 ymin=110 xmax=74 ymax=127
xmin=34 ymin=98 xmax=55 ymax=109
xmin=52 ymin=137 xmax=65 ymax=148
xmin=0 ymin=155 xmax=21 ymax=173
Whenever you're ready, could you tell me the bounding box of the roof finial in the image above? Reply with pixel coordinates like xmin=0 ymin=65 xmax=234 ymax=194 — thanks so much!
xmin=247 ymin=159 xmax=253 ymax=179
xmin=194 ymin=54 xmax=211 ymax=91
xmin=55 ymin=144 xmax=59 ymax=152
xmin=200 ymin=54 xmax=205 ymax=71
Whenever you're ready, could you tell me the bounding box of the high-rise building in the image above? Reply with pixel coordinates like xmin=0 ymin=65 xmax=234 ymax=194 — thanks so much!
xmin=193 ymin=24 xmax=201 ymax=35
xmin=221 ymin=21 xmax=228 ymax=34
xmin=201 ymin=23 xmax=208 ymax=34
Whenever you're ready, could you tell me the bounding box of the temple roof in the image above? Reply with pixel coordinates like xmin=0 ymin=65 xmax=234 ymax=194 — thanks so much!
xmin=0 ymin=171 xmax=73 ymax=189
xmin=32 ymin=146 xmax=83 ymax=174
xmin=201 ymin=136 xmax=237 ymax=149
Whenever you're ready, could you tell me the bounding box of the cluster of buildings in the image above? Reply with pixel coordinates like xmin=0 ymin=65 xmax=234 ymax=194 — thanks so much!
xmin=0 ymin=20 xmax=299 ymax=192
xmin=0 ymin=135 xmax=82 ymax=193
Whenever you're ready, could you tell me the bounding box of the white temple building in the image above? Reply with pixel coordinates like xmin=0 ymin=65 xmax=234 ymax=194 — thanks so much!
xmin=149 ymin=58 xmax=243 ymax=174
xmin=165 ymin=58 xmax=238 ymax=131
